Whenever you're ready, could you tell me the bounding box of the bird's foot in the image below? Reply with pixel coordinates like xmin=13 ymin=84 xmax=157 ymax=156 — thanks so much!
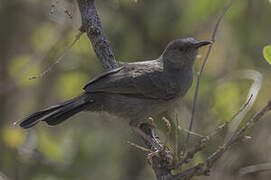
xmin=147 ymin=149 xmax=161 ymax=160
xmin=147 ymin=147 xmax=169 ymax=160
xmin=132 ymin=117 xmax=166 ymax=155
xmin=132 ymin=126 xmax=161 ymax=150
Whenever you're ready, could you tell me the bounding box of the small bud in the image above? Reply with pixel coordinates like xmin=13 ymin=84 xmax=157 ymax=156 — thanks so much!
xmin=242 ymin=136 xmax=252 ymax=142
xmin=196 ymin=54 xmax=202 ymax=59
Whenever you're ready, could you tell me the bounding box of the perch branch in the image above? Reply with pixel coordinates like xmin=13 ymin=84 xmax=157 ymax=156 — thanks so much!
xmin=76 ymin=1 xmax=168 ymax=179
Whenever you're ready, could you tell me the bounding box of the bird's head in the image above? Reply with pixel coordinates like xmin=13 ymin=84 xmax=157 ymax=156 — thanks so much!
xmin=162 ymin=37 xmax=212 ymax=68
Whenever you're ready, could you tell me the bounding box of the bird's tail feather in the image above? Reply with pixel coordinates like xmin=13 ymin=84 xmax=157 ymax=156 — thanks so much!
xmin=18 ymin=93 xmax=91 ymax=129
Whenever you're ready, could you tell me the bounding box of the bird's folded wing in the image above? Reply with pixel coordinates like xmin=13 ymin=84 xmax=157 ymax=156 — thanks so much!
xmin=83 ymin=61 xmax=177 ymax=100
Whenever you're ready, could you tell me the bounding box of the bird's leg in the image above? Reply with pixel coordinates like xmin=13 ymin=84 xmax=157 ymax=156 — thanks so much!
xmin=143 ymin=117 xmax=163 ymax=149
xmin=132 ymin=117 xmax=163 ymax=156
xmin=132 ymin=126 xmax=161 ymax=150
xmin=133 ymin=117 xmax=174 ymax=170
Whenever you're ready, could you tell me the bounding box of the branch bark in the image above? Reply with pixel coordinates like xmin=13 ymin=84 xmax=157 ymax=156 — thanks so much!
xmin=77 ymin=0 xmax=118 ymax=71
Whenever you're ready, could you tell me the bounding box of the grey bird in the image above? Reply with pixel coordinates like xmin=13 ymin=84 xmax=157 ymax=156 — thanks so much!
xmin=18 ymin=38 xmax=211 ymax=136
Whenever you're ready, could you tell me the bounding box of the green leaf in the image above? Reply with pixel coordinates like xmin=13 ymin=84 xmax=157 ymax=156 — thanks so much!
xmin=263 ymin=45 xmax=271 ymax=65
xmin=170 ymin=169 xmax=179 ymax=176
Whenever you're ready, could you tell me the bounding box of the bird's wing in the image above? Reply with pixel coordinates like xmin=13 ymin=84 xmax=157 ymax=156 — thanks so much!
xmin=84 ymin=66 xmax=124 ymax=86
xmin=83 ymin=60 xmax=178 ymax=100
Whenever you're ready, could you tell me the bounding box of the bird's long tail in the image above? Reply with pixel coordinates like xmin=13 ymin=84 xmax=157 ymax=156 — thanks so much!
xmin=17 ymin=93 xmax=91 ymax=129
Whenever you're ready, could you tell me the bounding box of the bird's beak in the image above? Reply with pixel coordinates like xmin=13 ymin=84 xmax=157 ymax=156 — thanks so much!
xmin=195 ymin=40 xmax=213 ymax=48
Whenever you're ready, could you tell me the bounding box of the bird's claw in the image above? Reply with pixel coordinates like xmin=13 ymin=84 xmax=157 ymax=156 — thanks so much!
xmin=147 ymin=149 xmax=162 ymax=160
xmin=147 ymin=145 xmax=169 ymax=160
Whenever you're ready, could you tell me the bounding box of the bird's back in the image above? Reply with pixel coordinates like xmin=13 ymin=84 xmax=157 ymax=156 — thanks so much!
xmin=84 ymin=59 xmax=193 ymax=100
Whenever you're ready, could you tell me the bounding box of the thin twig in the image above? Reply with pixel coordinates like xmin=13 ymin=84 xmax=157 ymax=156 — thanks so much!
xmin=174 ymin=115 xmax=179 ymax=167
xmin=209 ymin=94 xmax=253 ymax=138
xmin=225 ymin=70 xmax=262 ymax=143
xmin=202 ymin=100 xmax=271 ymax=171
xmin=239 ymin=162 xmax=271 ymax=175
xmin=29 ymin=30 xmax=83 ymax=80
xmin=161 ymin=117 xmax=172 ymax=147
xmin=181 ymin=94 xmax=253 ymax=165
xmin=127 ymin=141 xmax=154 ymax=153
xmin=64 ymin=9 xmax=73 ymax=19
xmin=178 ymin=125 xmax=205 ymax=138
xmin=229 ymin=94 xmax=253 ymax=123
xmin=231 ymin=100 xmax=271 ymax=143
xmin=173 ymin=99 xmax=271 ymax=179
xmin=183 ymin=0 xmax=236 ymax=157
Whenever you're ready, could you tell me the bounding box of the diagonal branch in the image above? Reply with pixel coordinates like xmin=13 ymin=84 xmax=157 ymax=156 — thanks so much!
xmin=77 ymin=0 xmax=118 ymax=71
xmin=174 ymin=99 xmax=271 ymax=180
xmin=181 ymin=94 xmax=253 ymax=165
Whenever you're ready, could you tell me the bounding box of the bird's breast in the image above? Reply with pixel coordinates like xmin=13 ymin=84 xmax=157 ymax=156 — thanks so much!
xmin=164 ymin=68 xmax=194 ymax=98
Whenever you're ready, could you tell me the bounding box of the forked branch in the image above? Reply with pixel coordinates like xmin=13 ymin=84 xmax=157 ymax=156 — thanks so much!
xmin=174 ymin=99 xmax=271 ymax=179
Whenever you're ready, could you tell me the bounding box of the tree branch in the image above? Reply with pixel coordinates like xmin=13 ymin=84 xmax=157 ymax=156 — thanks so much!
xmin=183 ymin=0 xmax=236 ymax=157
xmin=77 ymin=0 xmax=118 ymax=71
xmin=182 ymin=94 xmax=253 ymax=164
xmin=76 ymin=1 xmax=168 ymax=179
xmin=75 ymin=1 xmax=270 ymax=180
xmin=174 ymin=99 xmax=271 ymax=179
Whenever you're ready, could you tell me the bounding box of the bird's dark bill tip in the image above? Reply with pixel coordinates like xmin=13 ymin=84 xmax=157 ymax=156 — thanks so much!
xmin=195 ymin=40 xmax=213 ymax=48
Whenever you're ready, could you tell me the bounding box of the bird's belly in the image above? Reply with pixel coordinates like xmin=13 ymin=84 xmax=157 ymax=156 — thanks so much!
xmin=86 ymin=93 xmax=174 ymax=126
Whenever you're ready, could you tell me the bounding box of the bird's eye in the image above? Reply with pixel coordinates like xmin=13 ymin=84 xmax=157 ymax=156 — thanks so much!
xmin=179 ymin=47 xmax=187 ymax=52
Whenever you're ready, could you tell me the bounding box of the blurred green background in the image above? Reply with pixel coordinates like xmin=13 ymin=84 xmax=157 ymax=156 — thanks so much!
xmin=1 ymin=0 xmax=271 ymax=179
